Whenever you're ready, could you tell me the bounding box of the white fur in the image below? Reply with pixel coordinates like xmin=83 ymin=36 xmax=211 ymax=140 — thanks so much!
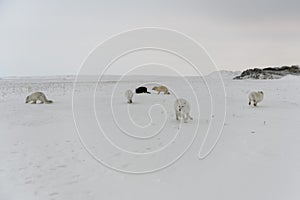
xmin=25 ymin=92 xmax=53 ymax=104
xmin=152 ymin=86 xmax=170 ymax=94
xmin=125 ymin=90 xmax=134 ymax=104
xmin=174 ymin=98 xmax=193 ymax=123
xmin=248 ymin=91 xmax=264 ymax=106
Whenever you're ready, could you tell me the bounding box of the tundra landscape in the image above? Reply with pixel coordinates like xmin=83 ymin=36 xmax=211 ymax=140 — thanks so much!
xmin=1 ymin=72 xmax=300 ymax=199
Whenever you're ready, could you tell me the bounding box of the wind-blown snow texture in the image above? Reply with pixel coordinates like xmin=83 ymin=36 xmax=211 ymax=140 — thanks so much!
xmin=0 ymin=73 xmax=300 ymax=200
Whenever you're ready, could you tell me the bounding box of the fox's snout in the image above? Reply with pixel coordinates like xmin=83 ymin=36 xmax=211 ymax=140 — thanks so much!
xmin=178 ymin=106 xmax=183 ymax=111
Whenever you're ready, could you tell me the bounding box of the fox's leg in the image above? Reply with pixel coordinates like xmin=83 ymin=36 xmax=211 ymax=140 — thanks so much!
xmin=158 ymin=91 xmax=160 ymax=95
xmin=176 ymin=111 xmax=179 ymax=120
xmin=184 ymin=114 xmax=188 ymax=123
xmin=32 ymin=100 xmax=37 ymax=104
xmin=37 ymin=98 xmax=43 ymax=104
xmin=36 ymin=96 xmax=42 ymax=104
xmin=188 ymin=113 xmax=193 ymax=120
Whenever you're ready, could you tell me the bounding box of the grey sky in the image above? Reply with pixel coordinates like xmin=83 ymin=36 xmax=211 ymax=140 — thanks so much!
xmin=0 ymin=0 xmax=299 ymax=76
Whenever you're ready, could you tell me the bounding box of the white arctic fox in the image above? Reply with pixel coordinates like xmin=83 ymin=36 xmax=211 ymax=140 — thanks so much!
xmin=25 ymin=92 xmax=53 ymax=104
xmin=248 ymin=91 xmax=264 ymax=106
xmin=125 ymin=89 xmax=134 ymax=104
xmin=174 ymin=98 xmax=193 ymax=123
xmin=152 ymin=86 xmax=170 ymax=95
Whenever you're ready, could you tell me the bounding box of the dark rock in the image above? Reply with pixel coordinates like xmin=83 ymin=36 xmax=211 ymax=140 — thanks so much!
xmin=234 ymin=65 xmax=300 ymax=80
xmin=135 ymin=86 xmax=150 ymax=94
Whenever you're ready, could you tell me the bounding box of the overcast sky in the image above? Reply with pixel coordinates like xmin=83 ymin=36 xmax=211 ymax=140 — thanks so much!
xmin=0 ymin=0 xmax=299 ymax=76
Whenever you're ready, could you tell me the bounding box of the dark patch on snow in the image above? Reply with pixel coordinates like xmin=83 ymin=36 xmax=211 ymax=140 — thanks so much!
xmin=234 ymin=65 xmax=300 ymax=80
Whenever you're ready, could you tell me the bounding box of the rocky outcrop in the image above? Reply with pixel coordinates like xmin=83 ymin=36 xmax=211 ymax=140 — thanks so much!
xmin=234 ymin=65 xmax=300 ymax=80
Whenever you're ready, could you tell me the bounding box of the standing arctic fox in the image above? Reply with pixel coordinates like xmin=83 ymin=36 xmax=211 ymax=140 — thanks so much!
xmin=25 ymin=92 xmax=53 ymax=104
xmin=152 ymin=86 xmax=170 ymax=95
xmin=248 ymin=91 xmax=264 ymax=106
xmin=125 ymin=89 xmax=134 ymax=104
xmin=174 ymin=98 xmax=193 ymax=123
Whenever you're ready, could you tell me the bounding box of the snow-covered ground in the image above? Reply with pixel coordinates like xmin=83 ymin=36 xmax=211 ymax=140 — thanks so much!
xmin=1 ymin=73 xmax=300 ymax=200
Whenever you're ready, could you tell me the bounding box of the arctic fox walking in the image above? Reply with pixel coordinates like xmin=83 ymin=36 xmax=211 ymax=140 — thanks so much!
xmin=125 ymin=89 xmax=134 ymax=104
xmin=152 ymin=86 xmax=170 ymax=95
xmin=248 ymin=91 xmax=264 ymax=106
xmin=174 ymin=98 xmax=193 ymax=123
xmin=25 ymin=92 xmax=53 ymax=104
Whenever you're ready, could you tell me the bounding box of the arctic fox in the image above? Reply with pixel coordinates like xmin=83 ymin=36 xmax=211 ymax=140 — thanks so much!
xmin=174 ymin=98 xmax=193 ymax=123
xmin=25 ymin=92 xmax=53 ymax=104
xmin=125 ymin=89 xmax=134 ymax=104
xmin=248 ymin=91 xmax=264 ymax=106
xmin=152 ymin=86 xmax=170 ymax=95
